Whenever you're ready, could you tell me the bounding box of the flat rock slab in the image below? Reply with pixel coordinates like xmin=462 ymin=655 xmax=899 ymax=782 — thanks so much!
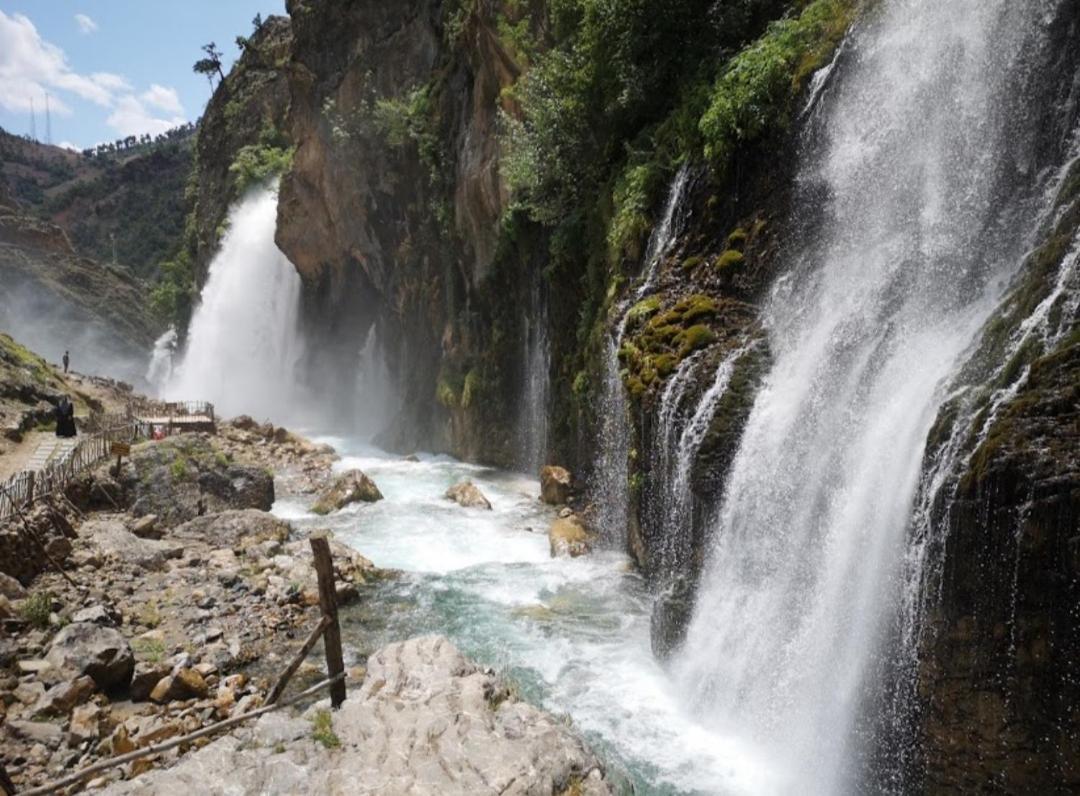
xmin=81 ymin=519 xmax=183 ymax=571
xmin=104 ymin=635 xmax=610 ymax=795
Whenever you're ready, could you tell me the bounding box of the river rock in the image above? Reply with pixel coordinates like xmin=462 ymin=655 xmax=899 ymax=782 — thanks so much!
xmin=101 ymin=635 xmax=611 ymax=795
xmin=131 ymin=661 xmax=171 ymax=702
xmin=7 ymin=719 xmax=63 ymax=747
xmin=171 ymin=509 xmax=290 ymax=549
xmin=0 ymin=571 xmax=27 ymax=599
xmin=444 ymin=480 xmax=492 ymax=510
xmin=80 ymin=519 xmax=183 ymax=572
xmin=31 ymin=675 xmax=96 ymax=716
xmin=310 ymin=469 xmax=383 ymax=515
xmin=45 ymin=622 xmax=134 ymax=691
xmin=68 ymin=702 xmax=102 ymax=745
xmin=130 ymin=514 xmax=162 ymax=540
xmin=540 ymin=465 xmax=573 ymax=505
xmin=124 ymin=435 xmax=275 ymax=527
xmin=549 ymin=515 xmax=593 ymax=558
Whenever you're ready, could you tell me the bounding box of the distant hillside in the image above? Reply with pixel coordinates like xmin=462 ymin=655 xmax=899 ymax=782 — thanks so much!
xmin=0 ymin=128 xmax=193 ymax=281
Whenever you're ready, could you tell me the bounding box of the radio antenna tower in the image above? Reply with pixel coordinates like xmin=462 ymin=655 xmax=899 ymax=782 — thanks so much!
xmin=29 ymin=97 xmax=36 ymax=141
xmin=45 ymin=93 xmax=52 ymax=145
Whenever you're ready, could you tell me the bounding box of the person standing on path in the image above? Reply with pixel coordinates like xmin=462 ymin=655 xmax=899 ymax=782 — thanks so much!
xmin=62 ymin=350 xmax=70 ymax=374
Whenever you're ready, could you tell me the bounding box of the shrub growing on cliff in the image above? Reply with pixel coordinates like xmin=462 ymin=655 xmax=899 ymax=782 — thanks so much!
xmin=228 ymin=123 xmax=294 ymax=194
xmin=699 ymin=0 xmax=856 ymax=168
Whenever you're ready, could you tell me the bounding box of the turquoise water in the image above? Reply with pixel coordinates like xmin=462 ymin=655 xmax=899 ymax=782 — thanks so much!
xmin=272 ymin=440 xmax=778 ymax=796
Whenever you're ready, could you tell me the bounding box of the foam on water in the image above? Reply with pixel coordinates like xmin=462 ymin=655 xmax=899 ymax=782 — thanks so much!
xmin=274 ymin=449 xmax=777 ymax=794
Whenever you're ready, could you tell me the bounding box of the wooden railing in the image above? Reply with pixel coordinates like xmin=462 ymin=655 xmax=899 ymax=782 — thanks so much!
xmin=0 ymin=420 xmax=137 ymax=521
xmin=0 ymin=399 xmax=213 ymax=521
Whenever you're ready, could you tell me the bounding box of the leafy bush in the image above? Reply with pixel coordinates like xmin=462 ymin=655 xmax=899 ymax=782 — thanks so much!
xmin=311 ymin=709 xmax=341 ymax=749
xmin=700 ymin=0 xmax=856 ymax=168
xmin=228 ymin=123 xmax=294 ymax=193
xmin=19 ymin=591 xmax=52 ymax=629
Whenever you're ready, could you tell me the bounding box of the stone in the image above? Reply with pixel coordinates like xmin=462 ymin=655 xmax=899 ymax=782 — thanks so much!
xmin=443 ymin=480 xmax=493 ymax=510
xmin=68 ymin=703 xmax=102 ymax=745
xmin=310 ymin=469 xmax=383 ymax=515
xmin=130 ymin=661 xmax=171 ymax=702
xmin=0 ymin=571 xmax=27 ymax=599
xmin=105 ymin=636 xmax=611 ymax=795
xmin=172 ymin=510 xmax=291 ymax=549
xmin=549 ymin=515 xmax=593 ymax=558
xmin=31 ymin=675 xmax=96 ymax=716
xmin=111 ymin=723 xmax=136 ymax=755
xmin=45 ymin=622 xmax=134 ymax=691
xmin=149 ymin=675 xmax=176 ymax=704
xmin=130 ymin=514 xmax=162 ymax=540
xmin=14 ymin=680 xmax=46 ymax=705
xmin=0 ymin=593 xmax=9 ymax=620
xmin=72 ymin=604 xmax=118 ymax=627
xmin=7 ymin=719 xmax=63 ymax=747
xmin=80 ymin=519 xmax=183 ymax=572
xmin=44 ymin=536 xmax=73 ymax=560
xmin=174 ymin=668 xmax=209 ymax=699
xmin=149 ymin=667 xmax=207 ymax=703
xmin=540 ymin=465 xmax=573 ymax=505
xmin=16 ymin=658 xmax=53 ymax=675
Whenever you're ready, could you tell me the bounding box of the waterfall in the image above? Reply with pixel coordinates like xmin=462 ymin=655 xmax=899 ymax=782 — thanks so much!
xmin=646 ymin=346 xmax=744 ymax=577
xmin=519 ymin=279 xmax=550 ymax=472
xmin=165 ymin=185 xmax=307 ymax=422
xmin=673 ymin=1 xmax=1073 ymax=791
xmin=593 ymin=164 xmax=692 ymax=540
xmin=145 ymin=327 xmax=177 ymax=388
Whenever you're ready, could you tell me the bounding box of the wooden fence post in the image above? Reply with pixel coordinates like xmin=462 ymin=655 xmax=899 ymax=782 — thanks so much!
xmin=309 ymin=534 xmax=346 ymax=708
xmin=26 ymin=470 xmax=34 ymax=505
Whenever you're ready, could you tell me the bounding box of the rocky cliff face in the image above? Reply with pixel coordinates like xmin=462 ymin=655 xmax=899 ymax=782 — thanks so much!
xmin=0 ymin=202 xmax=159 ymax=385
xmin=0 ymin=129 xmax=192 ymax=282
xmin=266 ymin=0 xmax=554 ymax=459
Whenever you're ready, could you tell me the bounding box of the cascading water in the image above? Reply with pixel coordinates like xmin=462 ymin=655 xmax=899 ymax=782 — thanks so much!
xmin=165 ymin=184 xmax=307 ymax=422
xmin=518 ymin=279 xmax=550 ymax=472
xmin=674 ymin=1 xmax=1076 ymax=791
xmin=145 ymin=327 xmax=177 ymax=388
xmin=593 ymin=165 xmax=691 ymax=540
xmin=646 ymin=346 xmax=744 ymax=578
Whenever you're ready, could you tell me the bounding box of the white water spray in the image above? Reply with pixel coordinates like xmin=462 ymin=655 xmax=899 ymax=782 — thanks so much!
xmin=675 ymin=1 xmax=1068 ymax=791
xmin=594 ymin=165 xmax=692 ymax=539
xmin=165 ymin=185 xmax=306 ymax=422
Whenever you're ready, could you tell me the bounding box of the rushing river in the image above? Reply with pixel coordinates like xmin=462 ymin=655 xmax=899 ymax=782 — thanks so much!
xmin=272 ymin=438 xmax=773 ymax=796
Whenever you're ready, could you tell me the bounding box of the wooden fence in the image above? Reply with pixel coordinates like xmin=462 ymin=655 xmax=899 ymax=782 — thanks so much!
xmin=0 ymin=420 xmax=137 ymax=521
xmin=0 ymin=399 xmax=215 ymax=522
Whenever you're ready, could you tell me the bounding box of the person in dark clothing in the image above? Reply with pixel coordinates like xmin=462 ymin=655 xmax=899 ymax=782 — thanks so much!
xmin=62 ymin=350 xmax=69 ymax=374
xmin=55 ymin=396 xmax=77 ymax=438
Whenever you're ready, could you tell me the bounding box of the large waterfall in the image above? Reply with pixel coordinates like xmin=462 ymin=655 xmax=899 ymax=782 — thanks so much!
xmin=164 ymin=185 xmax=307 ymax=422
xmin=674 ymin=1 xmax=1074 ymax=791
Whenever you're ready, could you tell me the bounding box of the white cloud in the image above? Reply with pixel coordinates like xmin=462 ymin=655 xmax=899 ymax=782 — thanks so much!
xmin=105 ymin=95 xmax=185 ymax=138
xmin=74 ymin=13 xmax=97 ymax=34
xmin=0 ymin=11 xmax=125 ymax=113
xmin=140 ymin=84 xmax=183 ymax=115
xmin=0 ymin=12 xmax=187 ymax=143
xmin=57 ymin=141 xmax=80 ymax=151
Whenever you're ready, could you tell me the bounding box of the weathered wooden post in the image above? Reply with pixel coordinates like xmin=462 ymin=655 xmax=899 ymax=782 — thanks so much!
xmin=309 ymin=533 xmax=346 ymax=708
xmin=26 ymin=469 xmax=34 ymax=505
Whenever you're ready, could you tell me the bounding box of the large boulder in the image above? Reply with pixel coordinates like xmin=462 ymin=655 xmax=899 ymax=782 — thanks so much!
xmin=101 ymin=635 xmax=611 ymax=795
xmin=80 ymin=519 xmax=183 ymax=571
xmin=45 ymin=622 xmax=134 ymax=691
xmin=539 ymin=465 xmax=573 ymax=505
xmin=124 ymin=435 xmax=274 ymax=527
xmin=549 ymin=514 xmax=593 ymax=558
xmin=171 ymin=509 xmax=291 ymax=549
xmin=444 ymin=480 xmax=492 ymax=510
xmin=310 ymin=470 xmax=383 ymax=515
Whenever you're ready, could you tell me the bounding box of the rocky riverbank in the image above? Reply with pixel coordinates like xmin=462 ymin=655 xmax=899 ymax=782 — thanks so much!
xmin=0 ymin=418 xmax=612 ymax=793
xmin=0 ymin=422 xmax=371 ymax=791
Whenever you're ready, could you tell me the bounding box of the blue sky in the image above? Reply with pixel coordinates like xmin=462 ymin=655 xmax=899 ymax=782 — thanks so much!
xmin=0 ymin=1 xmax=285 ymax=150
